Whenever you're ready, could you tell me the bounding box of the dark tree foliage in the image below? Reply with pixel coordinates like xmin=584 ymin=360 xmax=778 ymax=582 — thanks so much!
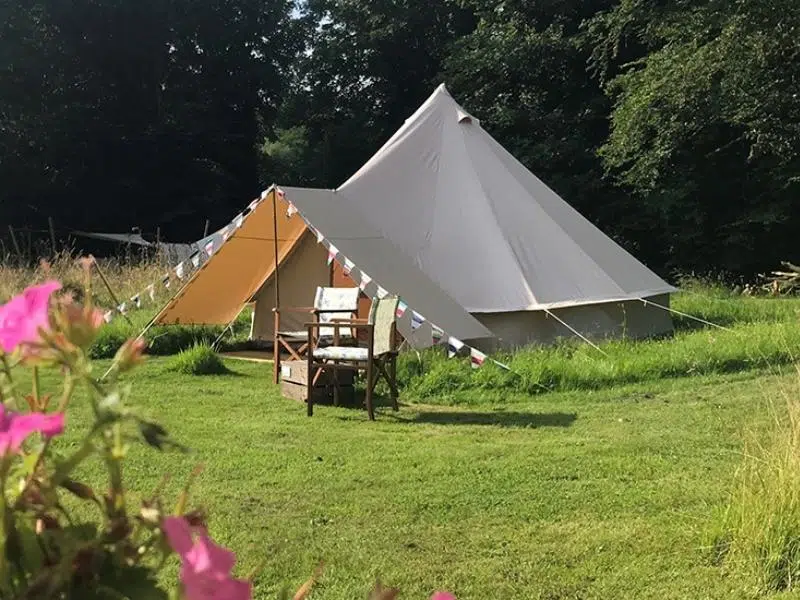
xmin=589 ymin=0 xmax=800 ymax=275
xmin=261 ymin=0 xmax=476 ymax=187
xmin=0 ymin=0 xmax=302 ymax=239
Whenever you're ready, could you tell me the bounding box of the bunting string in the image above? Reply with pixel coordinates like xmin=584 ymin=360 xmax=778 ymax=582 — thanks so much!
xmin=280 ymin=187 xmax=508 ymax=372
xmin=99 ymin=186 xmax=270 ymax=326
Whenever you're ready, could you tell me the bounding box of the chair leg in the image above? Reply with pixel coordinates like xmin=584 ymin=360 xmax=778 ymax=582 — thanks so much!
xmin=332 ymin=363 xmax=340 ymax=407
xmin=306 ymin=356 xmax=314 ymax=417
xmin=365 ymin=360 xmax=375 ymax=421
xmin=389 ymin=355 xmax=398 ymax=411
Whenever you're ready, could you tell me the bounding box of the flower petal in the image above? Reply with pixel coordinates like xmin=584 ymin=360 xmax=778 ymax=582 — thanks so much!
xmin=163 ymin=516 xmax=195 ymax=557
xmin=187 ymin=534 xmax=236 ymax=575
xmin=7 ymin=412 xmax=65 ymax=452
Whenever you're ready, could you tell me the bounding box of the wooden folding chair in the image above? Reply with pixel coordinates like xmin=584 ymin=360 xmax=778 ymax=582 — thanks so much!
xmin=305 ymin=296 xmax=399 ymax=420
xmin=273 ymin=286 xmax=360 ymax=384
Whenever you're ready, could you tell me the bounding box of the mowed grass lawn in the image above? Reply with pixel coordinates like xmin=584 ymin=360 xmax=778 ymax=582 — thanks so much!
xmin=41 ymin=357 xmax=800 ymax=599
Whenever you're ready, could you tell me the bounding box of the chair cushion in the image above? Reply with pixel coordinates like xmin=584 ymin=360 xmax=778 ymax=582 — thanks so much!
xmin=278 ymin=329 xmax=353 ymax=339
xmin=313 ymin=346 xmax=369 ymax=361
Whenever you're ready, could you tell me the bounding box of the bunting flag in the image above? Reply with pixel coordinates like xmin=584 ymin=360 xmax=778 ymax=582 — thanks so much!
xmin=162 ymin=274 xmax=171 ymax=289
xmin=147 ymin=284 xmax=156 ymax=302
xmin=103 ymin=310 xmax=114 ymax=324
xmin=287 ymin=202 xmax=298 ymax=218
xmin=327 ymin=244 xmax=338 ymax=266
xmin=248 ymin=198 xmax=259 ymax=211
xmin=205 ymin=241 xmax=214 ymax=257
xmin=131 ymin=294 xmax=141 ymax=309
xmin=117 ymin=302 xmax=127 ymax=315
xmin=358 ymin=273 xmax=373 ymax=292
xmin=431 ymin=325 xmax=444 ymax=344
xmin=343 ymin=258 xmax=355 ymax=277
xmin=175 ymin=262 xmax=186 ymax=279
xmin=470 ymin=348 xmax=486 ymax=369
xmin=376 ymin=285 xmax=388 ymax=299
xmin=411 ymin=310 xmax=425 ymax=330
xmin=316 ymin=229 xmax=325 ymax=244
xmin=221 ymin=226 xmax=231 ymax=242
xmin=396 ymin=300 xmax=408 ymax=318
xmin=234 ymin=213 xmax=244 ymax=229
xmin=276 ymin=188 xmax=285 ymax=199
xmin=191 ymin=253 xmax=201 ymax=269
xmin=448 ymin=336 xmax=465 ymax=358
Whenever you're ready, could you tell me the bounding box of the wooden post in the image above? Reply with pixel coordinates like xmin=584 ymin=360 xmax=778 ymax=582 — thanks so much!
xmin=91 ymin=255 xmax=134 ymax=326
xmin=271 ymin=187 xmax=282 ymax=386
xmin=48 ymin=217 xmax=57 ymax=256
xmin=7 ymin=225 xmax=22 ymax=260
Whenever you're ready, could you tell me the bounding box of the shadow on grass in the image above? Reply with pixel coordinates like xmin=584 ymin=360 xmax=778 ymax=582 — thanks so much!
xmin=394 ymin=411 xmax=577 ymax=428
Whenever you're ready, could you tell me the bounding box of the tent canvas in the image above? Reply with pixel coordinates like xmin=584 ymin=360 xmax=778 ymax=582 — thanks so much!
xmin=152 ymin=188 xmax=494 ymax=348
xmin=332 ymin=84 xmax=677 ymax=348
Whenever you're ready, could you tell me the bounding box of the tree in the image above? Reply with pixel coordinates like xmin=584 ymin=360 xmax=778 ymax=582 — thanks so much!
xmin=262 ymin=0 xmax=476 ymax=187
xmin=0 ymin=0 xmax=303 ymax=242
xmin=590 ymin=0 xmax=800 ymax=275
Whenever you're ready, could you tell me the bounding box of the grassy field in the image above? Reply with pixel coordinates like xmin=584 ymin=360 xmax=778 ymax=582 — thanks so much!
xmin=38 ymin=356 xmax=800 ymax=599
xmin=7 ymin=257 xmax=800 ymax=597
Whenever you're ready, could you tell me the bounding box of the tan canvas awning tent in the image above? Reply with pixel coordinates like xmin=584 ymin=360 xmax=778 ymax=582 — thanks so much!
xmin=152 ymin=188 xmax=494 ymax=347
xmin=331 ymin=84 xmax=677 ymax=347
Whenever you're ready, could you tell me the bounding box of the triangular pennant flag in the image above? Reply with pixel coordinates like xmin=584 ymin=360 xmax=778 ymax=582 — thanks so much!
xmin=316 ymin=229 xmax=325 ymax=244
xmin=117 ymin=302 xmax=127 ymax=315
xmin=470 ymin=347 xmax=487 ymax=369
xmin=191 ymin=253 xmax=201 ymax=269
xmin=103 ymin=310 xmax=114 ymax=324
xmin=376 ymin=285 xmax=388 ymax=299
xmin=260 ymin=189 xmax=270 ymax=200
xmin=248 ymin=198 xmax=259 ymax=211
xmin=276 ymin=188 xmax=285 ymax=199
xmin=234 ymin=213 xmax=244 ymax=229
xmin=221 ymin=226 xmax=230 ymax=242
xmin=147 ymin=284 xmax=156 ymax=302
xmin=175 ymin=261 xmax=186 ymax=279
xmin=327 ymin=244 xmax=338 ymax=266
xmin=131 ymin=294 xmax=141 ymax=309
xmin=396 ymin=300 xmax=408 ymax=318
xmin=448 ymin=336 xmax=465 ymax=358
xmin=205 ymin=241 xmax=214 ymax=257
xmin=358 ymin=273 xmax=372 ymax=292
xmin=431 ymin=325 xmax=444 ymax=344
xmin=162 ymin=274 xmax=171 ymax=289
xmin=286 ymin=202 xmax=298 ymax=218
xmin=343 ymin=258 xmax=354 ymax=276
xmin=411 ymin=310 xmax=425 ymax=330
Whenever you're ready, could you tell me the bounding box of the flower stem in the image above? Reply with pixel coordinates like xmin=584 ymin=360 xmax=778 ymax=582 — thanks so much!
xmin=0 ymin=354 xmax=21 ymax=411
xmin=32 ymin=365 xmax=41 ymax=408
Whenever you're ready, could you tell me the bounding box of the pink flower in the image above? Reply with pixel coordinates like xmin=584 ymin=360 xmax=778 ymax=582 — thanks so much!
xmin=431 ymin=593 xmax=456 ymax=600
xmin=0 ymin=404 xmax=65 ymax=455
xmin=0 ymin=281 xmax=61 ymax=353
xmin=163 ymin=516 xmax=251 ymax=600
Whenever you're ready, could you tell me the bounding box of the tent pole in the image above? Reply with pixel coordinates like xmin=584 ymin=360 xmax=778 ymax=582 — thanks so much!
xmin=272 ymin=186 xmax=281 ymax=385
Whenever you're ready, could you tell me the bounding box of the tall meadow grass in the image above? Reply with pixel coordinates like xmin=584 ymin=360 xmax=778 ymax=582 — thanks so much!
xmin=711 ymin=370 xmax=800 ymax=592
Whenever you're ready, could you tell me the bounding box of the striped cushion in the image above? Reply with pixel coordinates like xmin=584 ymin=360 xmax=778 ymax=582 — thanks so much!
xmin=313 ymin=346 xmax=369 ymax=361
